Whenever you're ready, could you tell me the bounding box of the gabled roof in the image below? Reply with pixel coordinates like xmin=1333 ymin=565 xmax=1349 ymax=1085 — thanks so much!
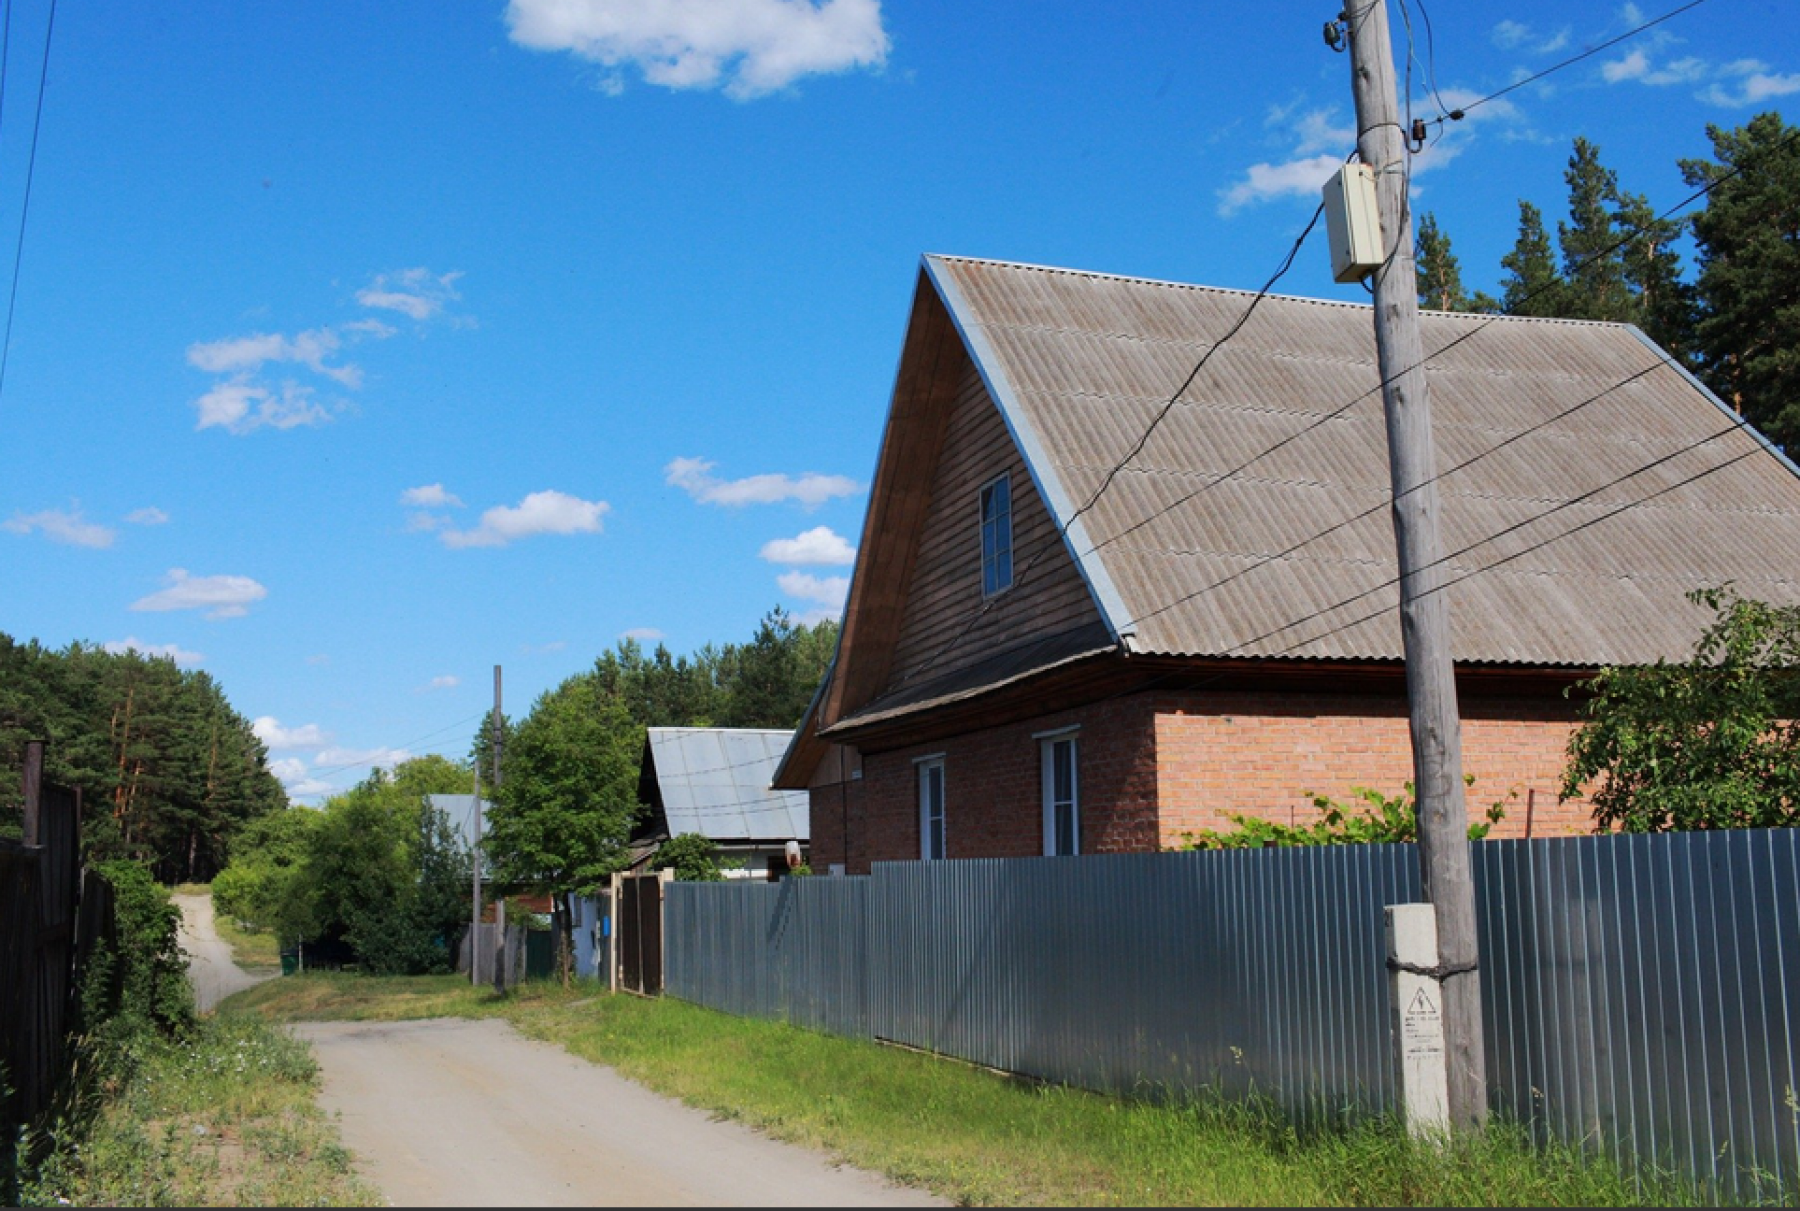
xmin=640 ymin=728 xmax=808 ymax=843
xmin=781 ymin=254 xmax=1800 ymax=780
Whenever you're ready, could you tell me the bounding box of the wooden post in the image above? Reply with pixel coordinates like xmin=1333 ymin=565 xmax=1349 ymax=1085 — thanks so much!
xmin=471 ymin=764 xmax=482 ymax=987
xmin=1344 ymin=0 xmax=1486 ymax=1128
xmin=21 ymin=738 xmax=44 ymax=845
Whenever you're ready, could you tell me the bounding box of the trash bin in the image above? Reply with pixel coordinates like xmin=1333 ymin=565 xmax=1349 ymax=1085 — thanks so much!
xmin=279 ymin=949 xmax=299 ymax=976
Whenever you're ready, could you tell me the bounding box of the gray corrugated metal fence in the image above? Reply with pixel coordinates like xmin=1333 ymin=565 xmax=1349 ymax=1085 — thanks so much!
xmin=665 ymin=830 xmax=1800 ymax=1192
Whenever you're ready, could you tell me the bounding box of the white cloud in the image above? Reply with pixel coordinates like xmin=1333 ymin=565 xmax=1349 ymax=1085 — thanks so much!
xmin=187 ymin=327 xmax=362 ymax=388
xmin=1603 ymin=49 xmax=1707 ymax=87
xmin=285 ymin=778 xmax=336 ymax=800
xmin=315 ymin=745 xmax=414 ymax=770
xmin=253 ymin=717 xmax=331 ymax=750
xmin=522 ymin=639 xmax=570 ymax=653
xmin=777 ymin=570 xmax=850 ymax=609
xmin=406 ymin=511 xmax=452 ymax=532
xmin=401 ymin=483 xmax=464 ymax=508
xmin=356 ymin=268 xmax=463 ymax=322
xmin=3 ymin=505 xmax=115 ymax=549
xmin=1704 ymin=60 xmax=1800 ymax=106
xmin=131 ymin=568 xmax=268 ymax=620
xmin=1217 ymin=153 xmax=1341 ymax=216
xmin=125 ymin=507 xmax=169 ymax=526
xmin=1491 ymin=19 xmax=1570 ymax=55
xmin=760 ymin=525 xmax=856 ymax=565
xmin=440 ymin=489 xmax=610 ymax=548
xmin=506 ymin=0 xmax=890 ymax=100
xmin=427 ymin=675 xmax=460 ymax=690
xmin=619 ymin=628 xmax=664 ymax=643
xmin=1492 ymin=19 xmax=1529 ymax=49
xmin=665 ymin=456 xmax=860 ymax=508
xmin=269 ymin=757 xmax=309 ymax=783
xmin=103 ymin=637 xmax=204 ymax=666
xmin=193 ymin=376 xmax=332 ymax=434
xmin=1291 ymin=107 xmax=1353 ymax=157
xmin=305 ymin=653 xmax=330 ymax=666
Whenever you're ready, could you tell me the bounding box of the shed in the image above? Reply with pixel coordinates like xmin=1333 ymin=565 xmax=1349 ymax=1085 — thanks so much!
xmin=636 ymin=728 xmax=810 ymax=880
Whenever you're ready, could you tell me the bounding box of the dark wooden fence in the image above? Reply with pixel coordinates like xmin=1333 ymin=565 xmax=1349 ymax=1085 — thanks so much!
xmin=1 ymin=744 xmax=116 ymax=1124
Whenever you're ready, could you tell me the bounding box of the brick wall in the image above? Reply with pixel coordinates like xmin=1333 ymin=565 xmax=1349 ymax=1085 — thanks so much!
xmin=811 ymin=684 xmax=1596 ymax=873
xmin=1153 ymin=689 xmax=1594 ymax=843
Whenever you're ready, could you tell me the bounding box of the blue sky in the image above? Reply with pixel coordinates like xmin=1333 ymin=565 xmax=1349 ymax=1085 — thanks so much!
xmin=1 ymin=0 xmax=1793 ymax=802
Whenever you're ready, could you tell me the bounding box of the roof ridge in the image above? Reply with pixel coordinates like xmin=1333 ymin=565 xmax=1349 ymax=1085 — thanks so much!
xmin=924 ymin=252 xmax=1637 ymax=330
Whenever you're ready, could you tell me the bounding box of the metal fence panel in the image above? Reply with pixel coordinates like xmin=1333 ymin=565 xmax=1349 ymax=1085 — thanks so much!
xmin=665 ymin=830 xmax=1799 ymax=1191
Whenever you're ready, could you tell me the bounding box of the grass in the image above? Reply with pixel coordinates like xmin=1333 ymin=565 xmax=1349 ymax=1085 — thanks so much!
xmin=228 ymin=973 xmax=1731 ymax=1208
xmin=19 ymin=1013 xmax=378 ymax=1207
xmin=210 ymin=914 xmax=282 ymax=973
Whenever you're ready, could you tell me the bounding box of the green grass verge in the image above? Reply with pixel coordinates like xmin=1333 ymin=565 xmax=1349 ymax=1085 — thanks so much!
xmin=20 ymin=1013 xmax=378 ymax=1207
xmin=228 ymin=974 xmax=1732 ymax=1207
xmin=210 ymin=913 xmax=282 ymax=973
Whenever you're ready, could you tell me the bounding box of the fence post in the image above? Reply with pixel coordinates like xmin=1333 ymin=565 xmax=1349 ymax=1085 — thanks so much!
xmin=1387 ymin=903 xmax=1451 ymax=1137
xmin=608 ymin=872 xmax=621 ymax=994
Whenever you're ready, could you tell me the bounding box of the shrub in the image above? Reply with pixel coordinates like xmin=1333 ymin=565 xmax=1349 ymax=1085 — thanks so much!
xmin=1177 ymin=780 xmax=1513 ymax=850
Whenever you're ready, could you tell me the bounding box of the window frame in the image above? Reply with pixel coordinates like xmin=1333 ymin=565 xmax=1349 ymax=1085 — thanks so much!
xmin=1039 ymin=730 xmax=1081 ymax=857
xmin=979 ymin=473 xmax=1014 ymax=598
xmin=916 ymin=755 xmax=947 ymax=861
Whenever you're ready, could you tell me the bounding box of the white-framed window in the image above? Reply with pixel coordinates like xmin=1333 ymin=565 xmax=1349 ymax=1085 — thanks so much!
xmin=917 ymin=756 xmax=947 ymax=860
xmin=1040 ymin=732 xmax=1080 ymax=856
xmin=980 ymin=474 xmax=1013 ymax=596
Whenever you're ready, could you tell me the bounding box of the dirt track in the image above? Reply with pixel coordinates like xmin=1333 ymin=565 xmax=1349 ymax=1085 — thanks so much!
xmin=174 ymin=892 xmax=275 ymax=1012
xmin=295 ymin=1017 xmax=944 ymax=1208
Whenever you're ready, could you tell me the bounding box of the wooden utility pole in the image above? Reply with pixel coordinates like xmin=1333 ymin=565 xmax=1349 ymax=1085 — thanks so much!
xmin=21 ymin=738 xmax=44 ymax=844
xmin=470 ymin=760 xmax=482 ymax=987
xmin=491 ymin=665 xmax=506 ymax=993
xmin=1343 ymin=0 xmax=1486 ymax=1128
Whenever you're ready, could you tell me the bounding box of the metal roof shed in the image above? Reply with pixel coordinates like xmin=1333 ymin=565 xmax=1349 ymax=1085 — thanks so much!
xmin=637 ymin=728 xmax=809 ymax=844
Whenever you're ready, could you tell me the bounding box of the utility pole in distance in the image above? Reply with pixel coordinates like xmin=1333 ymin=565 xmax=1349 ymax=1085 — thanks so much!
xmin=1343 ymin=0 xmax=1486 ymax=1128
xmin=491 ymin=665 xmax=506 ymax=994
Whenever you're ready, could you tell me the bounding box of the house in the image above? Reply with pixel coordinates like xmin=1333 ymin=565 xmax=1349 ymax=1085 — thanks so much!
xmin=774 ymin=255 xmax=1800 ymax=873
xmin=636 ymin=728 xmax=809 ymax=880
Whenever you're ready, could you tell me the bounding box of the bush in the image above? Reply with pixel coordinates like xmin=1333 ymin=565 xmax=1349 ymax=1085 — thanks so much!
xmin=1178 ymin=780 xmax=1513 ymax=850
xmin=85 ymin=860 xmax=194 ymax=1039
xmin=653 ymin=833 xmax=726 ymax=881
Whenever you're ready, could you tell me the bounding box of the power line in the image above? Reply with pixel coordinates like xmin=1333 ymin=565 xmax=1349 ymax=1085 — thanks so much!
xmin=882 ymin=200 xmax=1331 ymax=697
xmin=290 ymin=710 xmax=490 ymax=793
xmin=0 ymin=0 xmax=54 ymax=407
xmin=1442 ymin=0 xmax=1711 ymax=122
xmin=1201 ymin=416 xmax=1762 ymax=658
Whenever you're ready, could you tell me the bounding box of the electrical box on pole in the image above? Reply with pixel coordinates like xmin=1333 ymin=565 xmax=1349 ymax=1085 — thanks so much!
xmin=1323 ymin=163 xmax=1384 ymax=283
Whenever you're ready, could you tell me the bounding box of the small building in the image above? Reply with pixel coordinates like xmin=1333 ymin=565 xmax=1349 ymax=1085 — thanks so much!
xmin=775 ymin=255 xmax=1800 ymax=873
xmin=636 ymin=728 xmax=809 ymax=880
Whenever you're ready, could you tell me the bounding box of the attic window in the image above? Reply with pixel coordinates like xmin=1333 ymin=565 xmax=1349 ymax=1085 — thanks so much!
xmin=980 ymin=474 xmax=1013 ymax=596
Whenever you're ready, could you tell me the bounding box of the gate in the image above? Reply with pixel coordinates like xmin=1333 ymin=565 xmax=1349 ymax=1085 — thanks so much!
xmin=617 ymin=873 xmax=667 ymax=995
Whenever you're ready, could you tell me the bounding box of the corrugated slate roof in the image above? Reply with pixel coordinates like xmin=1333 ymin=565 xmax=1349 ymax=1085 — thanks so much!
xmin=927 ymin=255 xmax=1800 ymax=667
xmin=645 ymin=728 xmax=808 ymax=842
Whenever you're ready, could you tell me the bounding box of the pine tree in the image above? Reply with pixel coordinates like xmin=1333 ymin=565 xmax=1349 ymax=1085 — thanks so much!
xmin=1558 ymin=138 xmax=1634 ymax=321
xmin=1415 ymin=212 xmax=1467 ymax=311
xmin=1499 ymin=201 xmax=1567 ymax=317
xmin=1681 ymin=112 xmax=1800 ymax=451
xmin=1613 ymin=186 xmax=1699 ymax=365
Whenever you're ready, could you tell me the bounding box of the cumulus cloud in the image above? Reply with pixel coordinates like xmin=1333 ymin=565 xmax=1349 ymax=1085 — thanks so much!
xmin=3 ymin=505 xmax=115 ymax=549
xmin=125 ymin=507 xmax=169 ymax=526
xmin=760 ymin=525 xmax=856 ymax=565
xmin=356 ymin=268 xmax=463 ymax=322
xmin=1217 ymin=153 xmax=1341 ymax=216
xmin=187 ymin=327 xmax=362 ymax=387
xmin=252 ymin=717 xmax=331 ymax=749
xmin=1491 ymin=19 xmax=1569 ymax=55
xmin=1703 ymin=59 xmax=1800 ymax=106
xmin=425 ymin=675 xmax=460 ymax=690
xmin=131 ymin=569 xmax=268 ymax=620
xmin=316 ymin=745 xmax=414 ymax=770
xmin=619 ymin=628 xmax=664 ymax=643
xmin=506 ymin=0 xmax=890 ymax=100
xmin=193 ymin=376 xmax=331 ymax=434
xmin=440 ymin=490 xmax=610 ymax=548
xmin=665 ymin=457 xmax=859 ymax=508
xmin=103 ymin=637 xmax=204 ymax=666
xmin=1602 ymin=48 xmax=1708 ymax=86
xmin=401 ymin=483 xmax=464 ymax=508
xmin=777 ymin=570 xmax=850 ymax=610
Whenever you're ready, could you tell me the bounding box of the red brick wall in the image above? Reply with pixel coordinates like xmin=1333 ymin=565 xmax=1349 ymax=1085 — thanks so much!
xmin=816 ymin=697 xmax=1161 ymax=874
xmin=1153 ymin=689 xmax=1594 ymax=843
xmin=813 ymin=685 xmax=1597 ymax=873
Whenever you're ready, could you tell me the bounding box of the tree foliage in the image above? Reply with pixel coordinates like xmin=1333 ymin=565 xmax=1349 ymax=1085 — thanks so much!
xmin=653 ymin=832 xmax=727 ymax=881
xmin=1563 ymin=588 xmax=1800 ymax=832
xmin=1681 ymin=112 xmax=1800 ymax=450
xmin=213 ymin=756 xmax=473 ymax=973
xmin=0 ymin=634 xmax=283 ymax=880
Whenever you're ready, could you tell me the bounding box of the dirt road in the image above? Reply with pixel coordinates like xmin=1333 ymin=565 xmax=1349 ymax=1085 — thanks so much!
xmin=295 ymin=1017 xmax=943 ymax=1208
xmin=173 ymin=892 xmax=274 ymax=1012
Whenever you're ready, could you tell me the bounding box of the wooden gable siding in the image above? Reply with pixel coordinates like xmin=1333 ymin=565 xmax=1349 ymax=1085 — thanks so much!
xmin=881 ymin=357 xmax=1104 ymax=698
